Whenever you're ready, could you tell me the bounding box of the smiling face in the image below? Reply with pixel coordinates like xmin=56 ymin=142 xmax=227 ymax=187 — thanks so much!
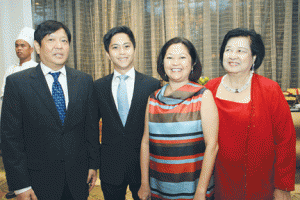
xmin=106 ymin=33 xmax=135 ymax=74
xmin=34 ymin=28 xmax=70 ymax=71
xmin=223 ymin=36 xmax=256 ymax=74
xmin=164 ymin=43 xmax=192 ymax=83
xmin=15 ymin=39 xmax=33 ymax=63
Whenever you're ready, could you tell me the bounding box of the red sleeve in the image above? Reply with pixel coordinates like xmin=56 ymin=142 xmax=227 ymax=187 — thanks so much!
xmin=204 ymin=78 xmax=221 ymax=97
xmin=271 ymin=83 xmax=296 ymax=191
xmin=204 ymin=81 xmax=214 ymax=91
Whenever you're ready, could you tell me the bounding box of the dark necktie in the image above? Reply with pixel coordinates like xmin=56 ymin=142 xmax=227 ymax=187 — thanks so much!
xmin=117 ymin=75 xmax=129 ymax=126
xmin=49 ymin=72 xmax=66 ymax=125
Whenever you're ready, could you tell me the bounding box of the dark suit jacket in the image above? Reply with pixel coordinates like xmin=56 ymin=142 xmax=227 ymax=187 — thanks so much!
xmin=94 ymin=70 xmax=160 ymax=185
xmin=1 ymin=64 xmax=100 ymax=200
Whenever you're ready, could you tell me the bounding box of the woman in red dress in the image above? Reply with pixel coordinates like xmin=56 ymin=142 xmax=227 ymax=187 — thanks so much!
xmin=205 ymin=28 xmax=296 ymax=200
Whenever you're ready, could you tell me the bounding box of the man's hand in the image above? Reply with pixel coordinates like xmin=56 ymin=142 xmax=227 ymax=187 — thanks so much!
xmin=17 ymin=189 xmax=37 ymax=200
xmin=87 ymin=169 xmax=97 ymax=192
xmin=274 ymin=189 xmax=291 ymax=200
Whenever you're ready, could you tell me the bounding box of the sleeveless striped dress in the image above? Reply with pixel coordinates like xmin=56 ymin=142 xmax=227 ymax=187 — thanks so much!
xmin=148 ymin=82 xmax=214 ymax=200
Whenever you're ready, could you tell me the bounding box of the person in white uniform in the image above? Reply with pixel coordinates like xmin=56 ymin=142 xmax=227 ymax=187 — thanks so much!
xmin=1 ymin=27 xmax=38 ymax=99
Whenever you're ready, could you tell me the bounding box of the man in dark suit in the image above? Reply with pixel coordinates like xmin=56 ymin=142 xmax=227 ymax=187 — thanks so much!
xmin=94 ymin=26 xmax=160 ymax=200
xmin=1 ymin=20 xmax=100 ymax=200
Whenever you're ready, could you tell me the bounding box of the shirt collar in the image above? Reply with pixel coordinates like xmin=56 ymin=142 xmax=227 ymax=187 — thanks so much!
xmin=113 ymin=67 xmax=135 ymax=80
xmin=16 ymin=59 xmax=34 ymax=67
xmin=40 ymin=62 xmax=66 ymax=77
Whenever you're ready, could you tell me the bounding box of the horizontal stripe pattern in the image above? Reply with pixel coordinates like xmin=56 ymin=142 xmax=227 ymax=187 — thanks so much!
xmin=150 ymin=168 xmax=201 ymax=182
xmin=150 ymin=131 xmax=203 ymax=138
xmin=150 ymin=139 xmax=206 ymax=157
xmin=149 ymin=120 xmax=202 ymax=135
xmin=151 ymin=177 xmax=197 ymax=196
xmin=150 ymin=153 xmax=204 ymax=164
xmin=149 ymin=111 xmax=201 ymax=123
xmin=149 ymin=97 xmax=202 ymax=112
xmin=150 ymin=176 xmax=214 ymax=199
xmin=149 ymin=82 xmax=213 ymax=199
xmin=150 ymin=158 xmax=203 ymax=174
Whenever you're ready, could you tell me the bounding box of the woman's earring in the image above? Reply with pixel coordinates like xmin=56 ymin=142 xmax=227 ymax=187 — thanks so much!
xmin=191 ymin=64 xmax=195 ymax=74
xmin=251 ymin=64 xmax=255 ymax=73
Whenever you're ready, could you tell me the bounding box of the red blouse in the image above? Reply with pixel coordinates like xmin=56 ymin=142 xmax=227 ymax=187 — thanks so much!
xmin=205 ymin=74 xmax=296 ymax=200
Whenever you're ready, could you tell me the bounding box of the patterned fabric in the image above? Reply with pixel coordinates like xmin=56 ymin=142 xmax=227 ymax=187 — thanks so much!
xmin=49 ymin=72 xmax=66 ymax=125
xmin=148 ymin=82 xmax=214 ymax=200
xmin=117 ymin=75 xmax=129 ymax=126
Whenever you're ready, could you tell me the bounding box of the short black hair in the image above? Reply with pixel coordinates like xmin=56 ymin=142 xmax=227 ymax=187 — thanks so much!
xmin=220 ymin=28 xmax=265 ymax=70
xmin=103 ymin=26 xmax=136 ymax=52
xmin=34 ymin=20 xmax=71 ymax=45
xmin=157 ymin=37 xmax=202 ymax=82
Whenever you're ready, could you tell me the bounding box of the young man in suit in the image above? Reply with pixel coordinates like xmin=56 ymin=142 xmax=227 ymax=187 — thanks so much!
xmin=94 ymin=26 xmax=160 ymax=200
xmin=1 ymin=20 xmax=100 ymax=200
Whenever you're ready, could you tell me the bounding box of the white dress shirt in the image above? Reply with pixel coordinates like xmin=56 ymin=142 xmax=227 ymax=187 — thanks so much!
xmin=40 ymin=62 xmax=69 ymax=108
xmin=14 ymin=62 xmax=69 ymax=195
xmin=1 ymin=60 xmax=38 ymax=99
xmin=112 ymin=67 xmax=135 ymax=110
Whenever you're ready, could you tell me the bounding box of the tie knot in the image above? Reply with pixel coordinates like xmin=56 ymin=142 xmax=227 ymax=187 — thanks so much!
xmin=119 ymin=75 xmax=128 ymax=81
xmin=49 ymin=72 xmax=61 ymax=81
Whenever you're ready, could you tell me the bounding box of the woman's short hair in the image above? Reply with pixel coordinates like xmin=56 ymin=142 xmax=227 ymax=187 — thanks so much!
xmin=220 ymin=28 xmax=265 ymax=70
xmin=157 ymin=37 xmax=202 ymax=82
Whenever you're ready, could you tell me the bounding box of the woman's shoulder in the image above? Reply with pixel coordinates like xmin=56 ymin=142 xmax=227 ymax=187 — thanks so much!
xmin=189 ymin=81 xmax=205 ymax=88
xmin=187 ymin=82 xmax=209 ymax=98
xmin=253 ymin=74 xmax=285 ymax=101
xmin=187 ymin=81 xmax=207 ymax=93
xmin=253 ymin=74 xmax=280 ymax=89
xmin=205 ymin=77 xmax=222 ymax=85
xmin=150 ymin=86 xmax=164 ymax=99
xmin=204 ymin=77 xmax=222 ymax=91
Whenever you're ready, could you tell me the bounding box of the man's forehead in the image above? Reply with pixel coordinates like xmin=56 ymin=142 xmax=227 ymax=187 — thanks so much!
xmin=110 ymin=33 xmax=131 ymax=45
xmin=47 ymin=28 xmax=68 ymax=37
xmin=111 ymin=41 xmax=131 ymax=46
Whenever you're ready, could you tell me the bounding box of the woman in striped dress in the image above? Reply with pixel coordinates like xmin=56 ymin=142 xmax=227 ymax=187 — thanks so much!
xmin=138 ymin=37 xmax=219 ymax=200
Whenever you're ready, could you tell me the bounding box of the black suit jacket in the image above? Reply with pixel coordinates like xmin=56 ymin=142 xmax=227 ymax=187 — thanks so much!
xmin=1 ymin=64 xmax=100 ymax=200
xmin=94 ymin=70 xmax=160 ymax=185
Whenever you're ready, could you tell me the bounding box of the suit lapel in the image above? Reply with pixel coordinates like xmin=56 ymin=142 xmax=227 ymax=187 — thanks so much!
xmin=125 ymin=71 xmax=143 ymax=127
xmin=106 ymin=74 xmax=124 ymax=126
xmin=30 ymin=64 xmax=62 ymax=127
xmin=107 ymin=71 xmax=144 ymax=128
xmin=63 ymin=67 xmax=78 ymax=127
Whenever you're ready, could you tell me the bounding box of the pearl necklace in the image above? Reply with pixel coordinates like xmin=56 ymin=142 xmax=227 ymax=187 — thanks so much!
xmin=221 ymin=72 xmax=253 ymax=93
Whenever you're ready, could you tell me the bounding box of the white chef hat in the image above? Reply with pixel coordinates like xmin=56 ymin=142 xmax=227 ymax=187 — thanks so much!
xmin=16 ymin=27 xmax=35 ymax=47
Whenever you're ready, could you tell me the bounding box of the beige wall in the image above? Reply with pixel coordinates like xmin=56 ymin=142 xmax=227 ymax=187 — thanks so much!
xmin=0 ymin=0 xmax=33 ymax=113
